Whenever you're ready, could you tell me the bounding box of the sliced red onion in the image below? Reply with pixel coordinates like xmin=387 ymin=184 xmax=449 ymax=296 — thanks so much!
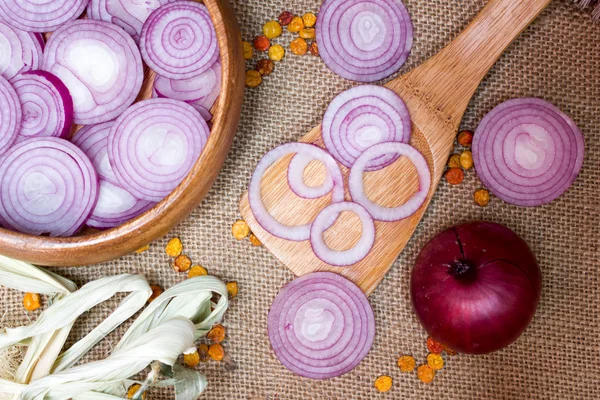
xmin=87 ymin=0 xmax=172 ymax=42
xmin=310 ymin=202 xmax=375 ymax=266
xmin=349 ymin=142 xmax=430 ymax=221
xmin=87 ymin=180 xmax=154 ymax=229
xmin=107 ymin=98 xmax=209 ymax=201
xmin=287 ymin=153 xmax=334 ymax=199
xmin=12 ymin=71 xmax=74 ymax=141
xmin=71 ymin=121 xmax=119 ymax=185
xmin=0 ymin=137 xmax=98 ymax=236
xmin=42 ymin=20 xmax=143 ymax=125
xmin=268 ymin=272 xmax=375 ymax=379
xmin=0 ymin=0 xmax=88 ymax=33
xmin=0 ymin=75 xmax=22 ymax=156
xmin=154 ymin=59 xmax=221 ymax=103
xmin=0 ymin=21 xmax=43 ymax=80
xmin=322 ymin=85 xmax=411 ymax=170
xmin=473 ymin=98 xmax=584 ymax=206
xmin=190 ymin=103 xmax=212 ymax=122
xmin=316 ymin=0 xmax=413 ymax=82
xmin=248 ymin=143 xmax=344 ymax=241
xmin=140 ymin=1 xmax=219 ymax=79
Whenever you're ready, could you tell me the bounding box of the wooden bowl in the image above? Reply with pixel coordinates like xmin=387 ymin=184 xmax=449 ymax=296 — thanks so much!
xmin=0 ymin=0 xmax=245 ymax=266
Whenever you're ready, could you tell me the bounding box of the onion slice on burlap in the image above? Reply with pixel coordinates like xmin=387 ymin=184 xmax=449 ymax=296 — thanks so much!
xmin=12 ymin=71 xmax=74 ymax=141
xmin=349 ymin=142 xmax=430 ymax=221
xmin=72 ymin=121 xmax=119 ymax=185
xmin=0 ymin=0 xmax=87 ymax=33
xmin=268 ymin=272 xmax=375 ymax=379
xmin=310 ymin=202 xmax=375 ymax=266
xmin=87 ymin=0 xmax=172 ymax=42
xmin=0 ymin=21 xmax=43 ymax=80
xmin=316 ymin=0 xmax=413 ymax=82
xmin=0 ymin=76 xmax=22 ymax=156
xmin=108 ymin=98 xmax=210 ymax=202
xmin=0 ymin=138 xmax=98 ymax=237
xmin=87 ymin=180 xmax=154 ymax=229
xmin=248 ymin=143 xmax=344 ymax=241
xmin=322 ymin=85 xmax=411 ymax=170
xmin=473 ymin=98 xmax=584 ymax=206
xmin=140 ymin=1 xmax=219 ymax=79
xmin=42 ymin=20 xmax=143 ymax=125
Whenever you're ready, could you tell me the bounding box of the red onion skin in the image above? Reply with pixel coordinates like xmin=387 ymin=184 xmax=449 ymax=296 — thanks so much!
xmin=411 ymin=221 xmax=541 ymax=354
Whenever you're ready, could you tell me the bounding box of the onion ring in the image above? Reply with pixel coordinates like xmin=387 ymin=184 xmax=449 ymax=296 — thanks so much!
xmin=72 ymin=121 xmax=119 ymax=185
xmin=0 ymin=75 xmax=22 ymax=156
xmin=0 ymin=21 xmax=43 ymax=80
xmin=0 ymin=0 xmax=87 ymax=33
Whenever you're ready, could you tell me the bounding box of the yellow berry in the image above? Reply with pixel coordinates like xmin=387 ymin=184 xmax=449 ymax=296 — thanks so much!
xmin=173 ymin=254 xmax=192 ymax=272
xmin=165 ymin=237 xmax=183 ymax=257
xmin=427 ymin=353 xmax=444 ymax=371
xmin=302 ymin=12 xmax=317 ymax=28
xmin=460 ymin=150 xmax=474 ymax=170
xmin=268 ymin=44 xmax=285 ymax=62
xmin=208 ymin=343 xmax=225 ymax=361
xmin=127 ymin=384 xmax=146 ymax=399
xmin=232 ymin=219 xmax=250 ymax=239
xmin=242 ymin=40 xmax=253 ymax=60
xmin=290 ymin=38 xmax=308 ymax=55
xmin=447 ymin=153 xmax=461 ymax=168
xmin=299 ymin=28 xmax=315 ymax=40
xmin=474 ymin=188 xmax=490 ymax=207
xmin=263 ymin=20 xmax=283 ymax=39
xmin=23 ymin=293 xmax=41 ymax=311
xmin=148 ymin=285 xmax=163 ymax=303
xmin=226 ymin=281 xmax=238 ymax=298
xmin=245 ymin=70 xmax=262 ymax=88
xmin=417 ymin=364 xmax=435 ymax=383
xmin=249 ymin=233 xmax=262 ymax=246
xmin=135 ymin=244 xmax=149 ymax=253
xmin=188 ymin=265 xmax=208 ymax=278
xmin=287 ymin=16 xmax=304 ymax=33
xmin=374 ymin=375 xmax=392 ymax=392
xmin=397 ymin=355 xmax=416 ymax=372
xmin=183 ymin=349 xmax=201 ymax=367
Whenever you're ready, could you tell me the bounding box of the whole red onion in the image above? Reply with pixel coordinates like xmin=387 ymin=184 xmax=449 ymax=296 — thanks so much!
xmin=411 ymin=221 xmax=541 ymax=354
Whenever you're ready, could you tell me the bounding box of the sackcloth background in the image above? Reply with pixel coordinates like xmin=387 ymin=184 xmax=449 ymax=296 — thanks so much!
xmin=1 ymin=0 xmax=599 ymax=398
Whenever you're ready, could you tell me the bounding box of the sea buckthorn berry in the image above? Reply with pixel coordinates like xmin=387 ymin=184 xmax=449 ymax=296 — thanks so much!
xmin=165 ymin=237 xmax=183 ymax=257
xmin=299 ymin=28 xmax=315 ymax=40
xmin=127 ymin=384 xmax=146 ymax=399
xmin=249 ymin=233 xmax=262 ymax=246
xmin=417 ymin=365 xmax=435 ymax=383
xmin=208 ymin=343 xmax=225 ymax=361
xmin=269 ymin=44 xmax=285 ymax=62
xmin=173 ymin=254 xmax=192 ymax=272
xmin=207 ymin=324 xmax=226 ymax=343
xmin=460 ymin=150 xmax=474 ymax=170
xmin=397 ymin=355 xmax=416 ymax=372
xmin=474 ymin=188 xmax=490 ymax=207
xmin=198 ymin=343 xmax=209 ymax=362
xmin=302 ymin=12 xmax=317 ymax=28
xmin=245 ymin=70 xmax=262 ymax=88
xmin=427 ymin=337 xmax=444 ymax=354
xmin=278 ymin=11 xmax=294 ymax=26
xmin=253 ymin=35 xmax=270 ymax=52
xmin=288 ymin=16 xmax=304 ymax=33
xmin=309 ymin=41 xmax=319 ymax=56
xmin=226 ymin=281 xmax=238 ymax=298
xmin=447 ymin=153 xmax=461 ymax=168
xmin=374 ymin=375 xmax=392 ymax=392
xmin=183 ymin=348 xmax=200 ymax=367
xmin=290 ymin=38 xmax=308 ymax=55
xmin=457 ymin=130 xmax=474 ymax=147
xmin=443 ymin=344 xmax=458 ymax=356
xmin=23 ymin=293 xmax=41 ymax=311
xmin=188 ymin=265 xmax=208 ymax=278
xmin=232 ymin=219 xmax=250 ymax=239
xmin=135 ymin=244 xmax=149 ymax=253
xmin=427 ymin=353 xmax=444 ymax=371
xmin=445 ymin=167 xmax=464 ymax=185
xmin=148 ymin=285 xmax=163 ymax=303
xmin=243 ymin=41 xmax=253 ymax=60
xmin=263 ymin=20 xmax=283 ymax=39
xmin=257 ymin=59 xmax=275 ymax=76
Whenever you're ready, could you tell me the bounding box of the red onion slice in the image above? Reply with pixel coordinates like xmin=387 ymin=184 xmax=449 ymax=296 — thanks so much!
xmin=0 ymin=21 xmax=43 ymax=80
xmin=316 ymin=0 xmax=413 ymax=82
xmin=268 ymin=272 xmax=375 ymax=379
xmin=0 ymin=75 xmax=22 ymax=156
xmin=322 ymin=85 xmax=411 ymax=170
xmin=140 ymin=1 xmax=219 ymax=79
xmin=190 ymin=103 xmax=212 ymax=122
xmin=310 ymin=202 xmax=375 ymax=266
xmin=473 ymin=98 xmax=584 ymax=206
xmin=87 ymin=0 xmax=172 ymax=42
xmin=154 ymin=59 xmax=221 ymax=103
xmin=42 ymin=20 xmax=143 ymax=125
xmin=72 ymin=121 xmax=119 ymax=185
xmin=12 ymin=71 xmax=74 ymax=141
xmin=287 ymin=154 xmax=334 ymax=199
xmin=0 ymin=137 xmax=99 ymax=236
xmin=87 ymin=180 xmax=154 ymax=229
xmin=0 ymin=0 xmax=88 ymax=33
xmin=107 ymin=98 xmax=210 ymax=202
xmin=248 ymin=143 xmax=344 ymax=241
xmin=349 ymin=142 xmax=430 ymax=221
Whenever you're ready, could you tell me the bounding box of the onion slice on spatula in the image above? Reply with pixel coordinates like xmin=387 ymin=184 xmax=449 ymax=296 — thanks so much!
xmin=248 ymin=143 xmax=344 ymax=241
xmin=42 ymin=20 xmax=143 ymax=125
xmin=0 ymin=75 xmax=22 ymax=156
xmin=268 ymin=272 xmax=375 ymax=379
xmin=473 ymin=98 xmax=584 ymax=206
xmin=140 ymin=1 xmax=219 ymax=79
xmin=12 ymin=71 xmax=74 ymax=141
xmin=310 ymin=202 xmax=375 ymax=266
xmin=0 ymin=138 xmax=98 ymax=237
xmin=287 ymin=153 xmax=335 ymax=199
xmin=322 ymin=85 xmax=411 ymax=170
xmin=0 ymin=0 xmax=87 ymax=33
xmin=349 ymin=142 xmax=430 ymax=221
xmin=0 ymin=21 xmax=43 ymax=80
xmin=316 ymin=0 xmax=413 ymax=82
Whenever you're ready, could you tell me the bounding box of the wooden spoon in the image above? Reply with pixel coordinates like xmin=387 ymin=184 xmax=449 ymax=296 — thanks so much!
xmin=239 ymin=0 xmax=552 ymax=295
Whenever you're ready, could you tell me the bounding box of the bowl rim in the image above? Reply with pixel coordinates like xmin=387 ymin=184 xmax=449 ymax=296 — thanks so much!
xmin=0 ymin=0 xmax=245 ymax=266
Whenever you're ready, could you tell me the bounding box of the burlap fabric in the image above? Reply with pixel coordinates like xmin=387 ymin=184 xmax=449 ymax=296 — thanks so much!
xmin=1 ymin=0 xmax=599 ymax=398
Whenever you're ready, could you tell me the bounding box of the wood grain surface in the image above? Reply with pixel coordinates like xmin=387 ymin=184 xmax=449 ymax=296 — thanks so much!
xmin=239 ymin=0 xmax=552 ymax=295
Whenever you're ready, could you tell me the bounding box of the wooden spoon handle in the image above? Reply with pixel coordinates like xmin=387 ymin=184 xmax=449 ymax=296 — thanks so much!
xmin=390 ymin=0 xmax=552 ymax=123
